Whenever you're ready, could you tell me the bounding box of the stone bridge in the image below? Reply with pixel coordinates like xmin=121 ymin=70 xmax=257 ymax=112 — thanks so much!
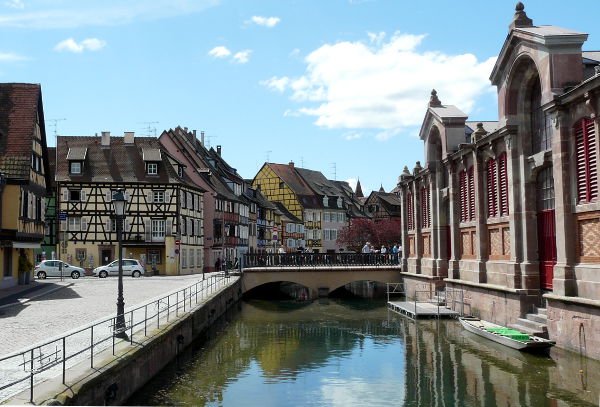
xmin=241 ymin=266 xmax=402 ymax=299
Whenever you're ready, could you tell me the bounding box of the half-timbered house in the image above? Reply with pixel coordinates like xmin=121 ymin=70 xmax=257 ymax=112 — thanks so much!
xmin=0 ymin=83 xmax=51 ymax=289
xmin=55 ymin=132 xmax=204 ymax=275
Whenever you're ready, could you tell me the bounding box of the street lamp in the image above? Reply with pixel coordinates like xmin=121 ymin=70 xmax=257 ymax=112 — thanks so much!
xmin=112 ymin=189 xmax=128 ymax=339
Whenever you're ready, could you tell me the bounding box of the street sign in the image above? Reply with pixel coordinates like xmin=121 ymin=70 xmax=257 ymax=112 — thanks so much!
xmin=175 ymin=240 xmax=181 ymax=246
xmin=58 ymin=212 xmax=67 ymax=221
xmin=273 ymin=232 xmax=278 ymax=240
xmin=273 ymin=226 xmax=278 ymax=232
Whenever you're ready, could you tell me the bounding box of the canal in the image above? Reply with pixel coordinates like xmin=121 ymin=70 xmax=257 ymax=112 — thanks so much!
xmin=128 ymin=298 xmax=600 ymax=406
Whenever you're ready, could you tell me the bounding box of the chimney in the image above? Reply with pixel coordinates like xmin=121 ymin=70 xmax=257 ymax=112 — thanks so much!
xmin=289 ymin=161 xmax=295 ymax=168
xmin=101 ymin=131 xmax=110 ymax=147
xmin=184 ymin=126 xmax=188 ymax=133
xmin=124 ymin=131 xmax=135 ymax=144
xmin=201 ymin=131 xmax=205 ymax=146
xmin=217 ymin=145 xmax=222 ymax=156
xmin=193 ymin=130 xmax=197 ymax=140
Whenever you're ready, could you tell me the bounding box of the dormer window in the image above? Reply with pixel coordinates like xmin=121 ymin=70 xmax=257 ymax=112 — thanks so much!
xmin=66 ymin=147 xmax=87 ymax=175
xmin=337 ymin=198 xmax=342 ymax=207
xmin=147 ymin=163 xmax=158 ymax=175
xmin=70 ymin=161 xmax=82 ymax=174
xmin=323 ymin=196 xmax=328 ymax=207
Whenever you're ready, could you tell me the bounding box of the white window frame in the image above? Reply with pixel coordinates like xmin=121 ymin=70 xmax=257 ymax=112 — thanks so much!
xmin=153 ymin=190 xmax=165 ymax=203
xmin=70 ymin=161 xmax=81 ymax=174
xmin=68 ymin=217 xmax=81 ymax=231
xmin=151 ymin=219 xmax=166 ymax=242
xmin=147 ymin=162 xmax=158 ymax=175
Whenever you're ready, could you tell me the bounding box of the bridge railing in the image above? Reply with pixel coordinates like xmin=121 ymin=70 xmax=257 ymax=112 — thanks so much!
xmin=244 ymin=253 xmax=401 ymax=268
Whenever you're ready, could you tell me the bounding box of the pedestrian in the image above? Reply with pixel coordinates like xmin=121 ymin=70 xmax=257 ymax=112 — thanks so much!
xmin=278 ymin=246 xmax=286 ymax=254
xmin=381 ymin=246 xmax=387 ymax=254
xmin=215 ymin=257 xmax=221 ymax=271
xmin=392 ymin=244 xmax=398 ymax=254
xmin=362 ymin=242 xmax=371 ymax=253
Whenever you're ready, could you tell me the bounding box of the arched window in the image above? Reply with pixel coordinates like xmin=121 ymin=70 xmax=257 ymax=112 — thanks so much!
xmin=486 ymin=158 xmax=498 ymax=218
xmin=420 ymin=186 xmax=430 ymax=229
xmin=575 ymin=118 xmax=598 ymax=203
xmin=460 ymin=167 xmax=476 ymax=222
xmin=406 ymin=191 xmax=414 ymax=230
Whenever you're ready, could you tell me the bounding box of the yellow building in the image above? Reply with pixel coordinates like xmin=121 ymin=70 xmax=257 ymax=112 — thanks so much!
xmin=252 ymin=162 xmax=322 ymax=251
xmin=55 ymin=132 xmax=204 ymax=275
xmin=0 ymin=84 xmax=51 ymax=289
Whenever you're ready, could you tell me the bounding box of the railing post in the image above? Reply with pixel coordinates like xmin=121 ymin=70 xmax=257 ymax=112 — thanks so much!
xmin=29 ymin=348 xmax=34 ymax=404
xmin=62 ymin=337 xmax=66 ymax=384
xmin=112 ymin=319 xmax=116 ymax=355
xmin=183 ymin=289 xmax=186 ymax=313
xmin=91 ymin=325 xmax=94 ymax=368
xmin=167 ymin=296 xmax=170 ymax=322
xmin=144 ymin=305 xmax=147 ymax=336
xmin=176 ymin=291 xmax=179 ymax=317
xmin=130 ymin=310 xmax=134 ymax=344
xmin=157 ymin=300 xmax=161 ymax=329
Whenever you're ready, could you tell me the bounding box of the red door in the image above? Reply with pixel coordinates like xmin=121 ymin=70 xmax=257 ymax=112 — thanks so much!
xmin=537 ymin=210 xmax=556 ymax=290
xmin=536 ymin=167 xmax=556 ymax=290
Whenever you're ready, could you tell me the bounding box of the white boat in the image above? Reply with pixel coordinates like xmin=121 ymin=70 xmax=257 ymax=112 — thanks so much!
xmin=459 ymin=316 xmax=555 ymax=351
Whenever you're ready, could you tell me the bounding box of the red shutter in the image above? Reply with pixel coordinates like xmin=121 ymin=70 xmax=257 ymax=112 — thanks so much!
xmin=407 ymin=191 xmax=414 ymax=230
xmin=460 ymin=171 xmax=467 ymax=222
xmin=576 ymin=118 xmax=598 ymax=203
xmin=420 ymin=186 xmax=431 ymax=229
xmin=498 ymin=153 xmax=509 ymax=216
xmin=468 ymin=166 xmax=475 ymax=221
xmin=427 ymin=186 xmax=431 ymax=227
xmin=486 ymin=159 xmax=497 ymax=218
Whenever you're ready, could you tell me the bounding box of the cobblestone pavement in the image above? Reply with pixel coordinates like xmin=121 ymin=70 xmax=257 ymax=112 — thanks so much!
xmin=0 ymin=273 xmax=237 ymax=402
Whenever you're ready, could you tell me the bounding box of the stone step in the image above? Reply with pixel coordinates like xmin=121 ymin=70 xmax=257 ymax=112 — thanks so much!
xmin=526 ymin=313 xmax=548 ymax=324
xmin=535 ymin=307 xmax=547 ymax=316
xmin=514 ymin=317 xmax=548 ymax=332
xmin=507 ymin=323 xmax=549 ymax=339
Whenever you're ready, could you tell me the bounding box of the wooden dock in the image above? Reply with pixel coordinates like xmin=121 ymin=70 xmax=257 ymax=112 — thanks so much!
xmin=388 ymin=300 xmax=460 ymax=319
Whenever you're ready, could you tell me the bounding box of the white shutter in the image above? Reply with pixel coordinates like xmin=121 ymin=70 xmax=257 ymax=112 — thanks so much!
xmin=124 ymin=219 xmax=130 ymax=232
xmin=81 ymin=217 xmax=87 ymax=231
xmin=105 ymin=190 xmax=112 ymax=202
xmin=144 ymin=219 xmax=151 ymax=242
xmin=62 ymin=189 xmax=69 ymax=202
xmin=27 ymin=193 xmax=33 ymax=219
xmin=41 ymin=199 xmax=46 ymax=220
xmin=124 ymin=191 xmax=129 ymax=202
xmin=164 ymin=191 xmax=171 ymax=204
xmin=180 ymin=190 xmax=185 ymax=208
xmin=147 ymin=190 xmax=153 ymax=203
xmin=105 ymin=218 xmax=111 ymax=231
xmin=166 ymin=218 xmax=173 ymax=235
xmin=60 ymin=219 xmax=67 ymax=231
xmin=80 ymin=190 xmax=86 ymax=202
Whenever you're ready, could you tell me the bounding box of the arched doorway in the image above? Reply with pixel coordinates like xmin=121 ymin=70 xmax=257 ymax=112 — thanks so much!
xmin=536 ymin=167 xmax=556 ymax=290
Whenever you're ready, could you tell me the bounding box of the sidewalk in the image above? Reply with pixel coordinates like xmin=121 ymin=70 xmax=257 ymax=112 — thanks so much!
xmin=0 ymin=280 xmax=73 ymax=309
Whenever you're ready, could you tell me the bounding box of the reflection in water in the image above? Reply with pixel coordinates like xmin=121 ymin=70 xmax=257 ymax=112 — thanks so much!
xmin=128 ymin=300 xmax=600 ymax=407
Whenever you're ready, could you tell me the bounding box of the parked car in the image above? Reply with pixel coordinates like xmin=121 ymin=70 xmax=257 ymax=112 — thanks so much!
xmin=92 ymin=259 xmax=145 ymax=278
xmin=35 ymin=260 xmax=85 ymax=279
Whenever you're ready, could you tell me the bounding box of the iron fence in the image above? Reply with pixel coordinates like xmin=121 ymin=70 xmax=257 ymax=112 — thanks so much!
xmin=0 ymin=273 xmax=235 ymax=404
xmin=244 ymin=253 xmax=401 ymax=268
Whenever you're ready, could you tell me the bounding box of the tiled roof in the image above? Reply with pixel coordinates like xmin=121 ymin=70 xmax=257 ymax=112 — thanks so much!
xmin=0 ymin=83 xmax=42 ymax=179
xmin=268 ymin=163 xmax=314 ymax=196
xmin=56 ymin=136 xmax=186 ymax=184
xmin=272 ymin=202 xmax=303 ymax=224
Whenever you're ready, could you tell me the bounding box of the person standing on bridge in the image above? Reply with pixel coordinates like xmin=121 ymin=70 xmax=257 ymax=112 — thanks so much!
xmin=362 ymin=242 xmax=371 ymax=254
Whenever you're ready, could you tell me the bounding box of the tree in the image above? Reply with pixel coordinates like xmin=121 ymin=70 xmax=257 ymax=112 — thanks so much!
xmin=336 ymin=218 xmax=401 ymax=251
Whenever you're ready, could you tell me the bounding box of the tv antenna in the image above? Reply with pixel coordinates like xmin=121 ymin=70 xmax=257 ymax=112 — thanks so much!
xmin=330 ymin=162 xmax=337 ymax=180
xmin=48 ymin=118 xmax=66 ymax=137
xmin=205 ymin=134 xmax=216 ymax=149
xmin=139 ymin=121 xmax=159 ymax=137
xmin=300 ymin=156 xmax=305 ymax=168
xmin=265 ymin=150 xmax=272 ymax=162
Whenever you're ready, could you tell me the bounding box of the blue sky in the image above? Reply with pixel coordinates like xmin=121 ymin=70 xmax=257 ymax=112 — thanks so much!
xmin=1 ymin=0 xmax=599 ymax=194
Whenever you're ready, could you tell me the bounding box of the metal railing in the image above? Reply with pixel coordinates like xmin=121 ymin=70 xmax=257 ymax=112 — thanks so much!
xmin=386 ymin=283 xmax=405 ymax=303
xmin=0 ymin=273 xmax=235 ymax=404
xmin=244 ymin=253 xmax=401 ymax=268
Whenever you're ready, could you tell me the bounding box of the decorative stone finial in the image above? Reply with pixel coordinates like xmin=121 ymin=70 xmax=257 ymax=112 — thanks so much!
xmin=429 ymin=89 xmax=442 ymax=107
xmin=510 ymin=2 xmax=533 ymax=30
xmin=400 ymin=165 xmax=412 ymax=180
xmin=471 ymin=122 xmax=488 ymax=143
xmin=413 ymin=161 xmax=423 ymax=175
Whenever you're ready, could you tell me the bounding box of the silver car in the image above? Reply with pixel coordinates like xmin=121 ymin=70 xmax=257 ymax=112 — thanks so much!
xmin=35 ymin=260 xmax=85 ymax=279
xmin=92 ymin=259 xmax=145 ymax=278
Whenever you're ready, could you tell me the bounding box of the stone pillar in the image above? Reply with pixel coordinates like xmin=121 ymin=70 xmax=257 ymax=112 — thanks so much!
xmin=399 ymin=183 xmax=409 ymax=270
xmin=447 ymin=162 xmax=461 ymax=279
xmin=473 ymin=150 xmax=488 ymax=283
xmin=431 ymin=164 xmax=447 ymax=278
xmin=412 ymin=181 xmax=422 ymax=274
xmin=503 ymin=131 xmax=522 ymax=289
xmin=550 ymin=109 xmax=577 ymax=296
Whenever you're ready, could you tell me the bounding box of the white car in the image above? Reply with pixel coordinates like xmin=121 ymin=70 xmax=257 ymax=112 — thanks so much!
xmin=35 ymin=260 xmax=85 ymax=279
xmin=93 ymin=259 xmax=145 ymax=278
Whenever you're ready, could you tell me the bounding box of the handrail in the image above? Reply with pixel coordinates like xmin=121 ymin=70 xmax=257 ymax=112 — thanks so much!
xmin=244 ymin=253 xmax=401 ymax=268
xmin=0 ymin=273 xmax=235 ymax=403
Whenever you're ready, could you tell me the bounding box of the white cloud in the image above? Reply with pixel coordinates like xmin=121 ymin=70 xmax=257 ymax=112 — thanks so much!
xmin=233 ymin=49 xmax=252 ymax=64
xmin=54 ymin=37 xmax=106 ymax=53
xmin=4 ymin=0 xmax=24 ymax=9
xmin=345 ymin=178 xmax=358 ymax=191
xmin=0 ymin=52 xmax=27 ymax=61
xmin=261 ymin=31 xmax=496 ymax=140
xmin=0 ymin=0 xmax=220 ymax=29
xmin=261 ymin=76 xmax=290 ymax=92
xmin=208 ymin=46 xmax=231 ymax=58
xmin=289 ymin=48 xmax=301 ymax=58
xmin=342 ymin=131 xmax=364 ymax=140
xmin=250 ymin=15 xmax=280 ymax=27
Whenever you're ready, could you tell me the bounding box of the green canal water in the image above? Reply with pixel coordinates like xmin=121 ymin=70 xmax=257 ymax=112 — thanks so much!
xmin=128 ymin=299 xmax=600 ymax=406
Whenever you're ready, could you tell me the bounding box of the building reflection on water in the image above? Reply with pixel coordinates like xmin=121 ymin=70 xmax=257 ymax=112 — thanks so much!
xmin=128 ymin=300 xmax=600 ymax=407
